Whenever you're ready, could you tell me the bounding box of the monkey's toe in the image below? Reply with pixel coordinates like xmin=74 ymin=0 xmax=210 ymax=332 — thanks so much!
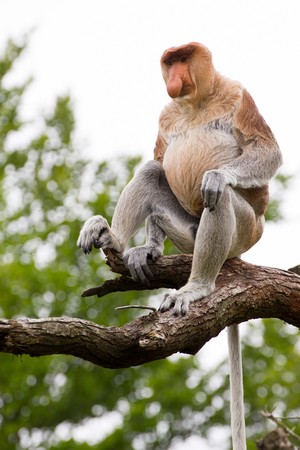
xmin=159 ymin=292 xmax=190 ymax=316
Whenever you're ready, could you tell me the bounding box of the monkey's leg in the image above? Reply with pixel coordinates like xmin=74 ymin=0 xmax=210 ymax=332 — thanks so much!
xmin=119 ymin=161 xmax=199 ymax=283
xmin=77 ymin=161 xmax=163 ymax=255
xmin=159 ymin=187 xmax=257 ymax=315
xmin=78 ymin=160 xmax=198 ymax=270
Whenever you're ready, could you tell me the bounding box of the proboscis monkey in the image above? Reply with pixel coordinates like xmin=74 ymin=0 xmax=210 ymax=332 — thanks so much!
xmin=77 ymin=42 xmax=282 ymax=449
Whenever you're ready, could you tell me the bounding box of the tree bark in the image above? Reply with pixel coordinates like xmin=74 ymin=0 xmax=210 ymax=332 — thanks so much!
xmin=0 ymin=255 xmax=300 ymax=368
xmin=256 ymin=428 xmax=294 ymax=450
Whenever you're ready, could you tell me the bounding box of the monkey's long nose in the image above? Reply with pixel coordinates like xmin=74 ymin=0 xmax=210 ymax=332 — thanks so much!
xmin=167 ymin=74 xmax=183 ymax=98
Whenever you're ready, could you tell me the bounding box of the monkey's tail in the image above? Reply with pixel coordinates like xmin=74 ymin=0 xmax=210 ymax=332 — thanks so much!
xmin=227 ymin=324 xmax=247 ymax=450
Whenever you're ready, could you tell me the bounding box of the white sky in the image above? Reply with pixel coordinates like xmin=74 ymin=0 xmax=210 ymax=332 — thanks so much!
xmin=1 ymin=2 xmax=300 ymax=448
xmin=1 ymin=0 xmax=300 ymax=271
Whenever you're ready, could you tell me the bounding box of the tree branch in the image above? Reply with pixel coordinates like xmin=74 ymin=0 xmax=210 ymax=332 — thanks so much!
xmin=260 ymin=410 xmax=300 ymax=444
xmin=1 ymin=255 xmax=300 ymax=368
xmin=81 ymin=251 xmax=191 ymax=298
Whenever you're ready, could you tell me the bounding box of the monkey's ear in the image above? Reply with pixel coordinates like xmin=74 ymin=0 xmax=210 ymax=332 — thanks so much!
xmin=154 ymin=133 xmax=167 ymax=163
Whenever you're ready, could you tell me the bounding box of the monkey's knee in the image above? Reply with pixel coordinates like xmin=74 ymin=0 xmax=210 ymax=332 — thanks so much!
xmin=129 ymin=160 xmax=165 ymax=194
xmin=135 ymin=160 xmax=164 ymax=178
xmin=132 ymin=160 xmax=167 ymax=193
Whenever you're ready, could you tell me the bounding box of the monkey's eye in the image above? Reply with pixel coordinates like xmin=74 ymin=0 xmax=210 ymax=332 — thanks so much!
xmin=181 ymin=57 xmax=188 ymax=63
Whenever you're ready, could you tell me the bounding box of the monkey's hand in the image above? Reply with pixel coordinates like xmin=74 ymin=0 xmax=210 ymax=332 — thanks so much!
xmin=123 ymin=245 xmax=163 ymax=286
xmin=77 ymin=215 xmax=122 ymax=254
xmin=159 ymin=281 xmax=215 ymax=316
xmin=201 ymin=170 xmax=236 ymax=211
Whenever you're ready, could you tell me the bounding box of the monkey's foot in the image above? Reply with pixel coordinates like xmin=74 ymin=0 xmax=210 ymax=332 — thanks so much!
xmin=159 ymin=281 xmax=214 ymax=316
xmin=77 ymin=215 xmax=122 ymax=254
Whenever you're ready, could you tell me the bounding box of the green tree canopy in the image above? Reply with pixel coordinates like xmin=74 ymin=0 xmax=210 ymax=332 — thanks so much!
xmin=0 ymin=37 xmax=299 ymax=450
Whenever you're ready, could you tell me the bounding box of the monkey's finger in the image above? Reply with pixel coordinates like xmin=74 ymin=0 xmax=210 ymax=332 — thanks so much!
xmin=160 ymin=292 xmax=190 ymax=316
xmin=134 ymin=265 xmax=153 ymax=286
xmin=202 ymin=188 xmax=217 ymax=211
xmin=125 ymin=258 xmax=152 ymax=286
xmin=202 ymin=170 xmax=226 ymax=210
xmin=140 ymin=262 xmax=155 ymax=282
xmin=123 ymin=249 xmax=155 ymax=285
xmin=77 ymin=234 xmax=93 ymax=254
xmin=78 ymin=231 xmax=104 ymax=254
xmin=158 ymin=293 xmax=176 ymax=312
xmin=201 ymin=182 xmax=215 ymax=210
xmin=173 ymin=297 xmax=190 ymax=316
xmin=77 ymin=219 xmax=110 ymax=253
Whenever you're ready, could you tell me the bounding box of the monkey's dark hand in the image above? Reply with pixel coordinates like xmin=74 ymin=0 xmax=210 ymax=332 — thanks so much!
xmin=201 ymin=170 xmax=236 ymax=211
xmin=77 ymin=215 xmax=122 ymax=254
xmin=123 ymin=245 xmax=162 ymax=286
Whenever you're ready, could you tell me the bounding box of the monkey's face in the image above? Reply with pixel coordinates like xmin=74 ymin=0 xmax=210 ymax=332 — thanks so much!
xmin=160 ymin=42 xmax=215 ymax=104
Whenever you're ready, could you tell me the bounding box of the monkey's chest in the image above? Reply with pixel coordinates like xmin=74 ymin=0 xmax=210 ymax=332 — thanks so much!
xmin=162 ymin=128 xmax=239 ymax=216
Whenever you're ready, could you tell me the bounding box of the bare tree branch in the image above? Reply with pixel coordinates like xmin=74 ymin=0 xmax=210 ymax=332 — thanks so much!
xmin=1 ymin=255 xmax=300 ymax=368
xmin=260 ymin=410 xmax=300 ymax=444
xmin=81 ymin=251 xmax=191 ymax=298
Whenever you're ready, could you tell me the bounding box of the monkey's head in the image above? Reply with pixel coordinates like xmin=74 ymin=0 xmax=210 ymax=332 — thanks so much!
xmin=160 ymin=42 xmax=215 ymax=104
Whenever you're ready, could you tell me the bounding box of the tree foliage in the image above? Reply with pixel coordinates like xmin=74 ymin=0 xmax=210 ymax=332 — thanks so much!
xmin=0 ymin=38 xmax=299 ymax=450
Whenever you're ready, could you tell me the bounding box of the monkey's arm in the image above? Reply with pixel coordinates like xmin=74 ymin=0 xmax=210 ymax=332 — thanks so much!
xmin=202 ymin=90 xmax=282 ymax=210
xmin=223 ymin=90 xmax=282 ymax=187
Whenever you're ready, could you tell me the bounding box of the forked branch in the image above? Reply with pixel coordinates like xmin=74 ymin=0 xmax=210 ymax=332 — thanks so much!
xmin=0 ymin=254 xmax=300 ymax=368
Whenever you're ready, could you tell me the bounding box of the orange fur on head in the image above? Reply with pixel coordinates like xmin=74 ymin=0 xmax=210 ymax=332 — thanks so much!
xmin=160 ymin=42 xmax=215 ymax=103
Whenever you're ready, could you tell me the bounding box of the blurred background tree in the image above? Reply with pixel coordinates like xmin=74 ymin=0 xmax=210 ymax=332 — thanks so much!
xmin=0 ymin=37 xmax=299 ymax=450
